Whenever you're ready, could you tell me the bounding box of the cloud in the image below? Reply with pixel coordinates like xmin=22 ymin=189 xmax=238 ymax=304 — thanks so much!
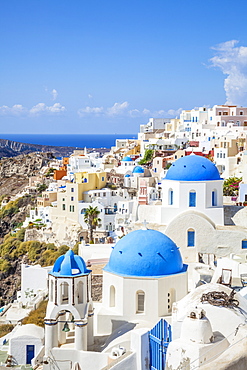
xmin=88 ymin=94 xmax=93 ymax=99
xmin=77 ymin=101 xmax=182 ymax=119
xmin=51 ymin=89 xmax=58 ymax=100
xmin=0 ymin=104 xmax=27 ymax=116
xmin=0 ymin=103 xmax=66 ymax=117
xmin=107 ymin=101 xmax=129 ymax=116
xmin=209 ymin=40 xmax=247 ymax=105
xmin=30 ymin=103 xmax=66 ymax=115
xmin=78 ymin=106 xmax=104 ymax=117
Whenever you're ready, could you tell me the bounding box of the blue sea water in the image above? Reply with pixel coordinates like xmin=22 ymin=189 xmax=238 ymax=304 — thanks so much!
xmin=0 ymin=134 xmax=137 ymax=149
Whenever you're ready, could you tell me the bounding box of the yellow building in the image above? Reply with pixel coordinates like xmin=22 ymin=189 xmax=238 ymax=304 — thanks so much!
xmin=50 ymin=171 xmax=107 ymax=224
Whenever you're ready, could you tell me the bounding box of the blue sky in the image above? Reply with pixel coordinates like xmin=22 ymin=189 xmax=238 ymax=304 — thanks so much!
xmin=1 ymin=0 xmax=247 ymax=134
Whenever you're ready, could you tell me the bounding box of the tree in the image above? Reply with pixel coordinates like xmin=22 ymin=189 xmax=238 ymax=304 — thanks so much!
xmin=84 ymin=206 xmax=101 ymax=243
xmin=138 ymin=149 xmax=154 ymax=165
xmin=223 ymin=177 xmax=242 ymax=196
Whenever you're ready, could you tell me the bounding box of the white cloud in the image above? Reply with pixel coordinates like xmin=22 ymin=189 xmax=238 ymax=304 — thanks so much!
xmin=77 ymin=101 xmax=182 ymax=119
xmin=210 ymin=40 xmax=247 ymax=105
xmin=0 ymin=104 xmax=27 ymax=116
xmin=142 ymin=108 xmax=151 ymax=115
xmin=78 ymin=106 xmax=104 ymax=117
xmin=30 ymin=102 xmax=65 ymax=115
xmin=107 ymin=101 xmax=129 ymax=116
xmin=88 ymin=94 xmax=93 ymax=99
xmin=0 ymin=103 xmax=66 ymax=117
xmin=51 ymin=89 xmax=58 ymax=100
xmin=167 ymin=108 xmax=183 ymax=116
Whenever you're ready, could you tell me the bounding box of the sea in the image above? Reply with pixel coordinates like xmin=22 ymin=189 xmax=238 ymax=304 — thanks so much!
xmin=0 ymin=134 xmax=137 ymax=149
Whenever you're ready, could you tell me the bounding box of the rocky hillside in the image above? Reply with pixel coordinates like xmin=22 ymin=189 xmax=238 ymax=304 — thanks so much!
xmin=0 ymin=138 xmax=78 ymax=157
xmin=0 ymin=138 xmax=110 ymax=158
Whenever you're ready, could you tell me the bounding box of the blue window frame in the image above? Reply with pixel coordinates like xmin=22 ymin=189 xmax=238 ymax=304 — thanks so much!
xmin=242 ymin=240 xmax=247 ymax=249
xmin=168 ymin=189 xmax=173 ymax=205
xmin=188 ymin=230 xmax=195 ymax=247
xmin=189 ymin=192 xmax=196 ymax=207
xmin=212 ymin=191 xmax=217 ymax=206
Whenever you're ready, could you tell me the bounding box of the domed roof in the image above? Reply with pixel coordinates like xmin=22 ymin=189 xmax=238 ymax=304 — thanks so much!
xmin=125 ymin=174 xmax=131 ymax=177
xmin=122 ymin=156 xmax=133 ymax=162
xmin=165 ymin=155 xmax=221 ymax=181
xmin=104 ymin=229 xmax=186 ymax=277
xmin=132 ymin=166 xmax=145 ymax=174
xmin=50 ymin=250 xmax=91 ymax=277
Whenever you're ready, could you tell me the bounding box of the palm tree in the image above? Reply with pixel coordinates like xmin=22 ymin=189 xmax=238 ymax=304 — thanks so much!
xmin=84 ymin=206 xmax=101 ymax=243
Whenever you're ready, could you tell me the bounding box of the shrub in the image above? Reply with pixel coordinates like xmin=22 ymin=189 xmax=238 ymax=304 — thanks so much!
xmin=22 ymin=300 xmax=48 ymax=327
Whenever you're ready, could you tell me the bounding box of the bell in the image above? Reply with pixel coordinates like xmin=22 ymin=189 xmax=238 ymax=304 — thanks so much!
xmin=62 ymin=322 xmax=70 ymax=332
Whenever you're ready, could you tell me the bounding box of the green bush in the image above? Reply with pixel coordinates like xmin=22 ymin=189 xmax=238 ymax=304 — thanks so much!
xmin=0 ymin=259 xmax=11 ymax=273
xmin=22 ymin=300 xmax=48 ymax=327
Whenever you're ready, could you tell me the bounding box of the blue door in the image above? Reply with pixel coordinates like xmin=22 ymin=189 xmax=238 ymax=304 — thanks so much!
xmin=26 ymin=345 xmax=35 ymax=364
xmin=149 ymin=319 xmax=172 ymax=370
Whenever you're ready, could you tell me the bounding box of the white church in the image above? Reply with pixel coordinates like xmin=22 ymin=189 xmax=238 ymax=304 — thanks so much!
xmin=36 ymin=228 xmax=188 ymax=370
xmin=136 ymin=154 xmax=247 ymax=264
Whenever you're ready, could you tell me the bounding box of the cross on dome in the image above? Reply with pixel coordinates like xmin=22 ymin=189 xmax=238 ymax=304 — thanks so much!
xmin=142 ymin=219 xmax=149 ymax=230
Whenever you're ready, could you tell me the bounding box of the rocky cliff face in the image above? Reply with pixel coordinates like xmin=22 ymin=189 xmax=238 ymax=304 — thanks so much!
xmin=0 ymin=138 xmax=78 ymax=157
xmin=0 ymin=151 xmax=53 ymax=178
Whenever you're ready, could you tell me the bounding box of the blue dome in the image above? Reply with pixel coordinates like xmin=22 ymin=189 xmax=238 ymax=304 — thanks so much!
xmin=165 ymin=155 xmax=221 ymax=181
xmin=50 ymin=250 xmax=91 ymax=277
xmin=122 ymin=156 xmax=133 ymax=162
xmin=125 ymin=174 xmax=131 ymax=177
xmin=104 ymin=229 xmax=186 ymax=277
xmin=132 ymin=166 xmax=144 ymax=174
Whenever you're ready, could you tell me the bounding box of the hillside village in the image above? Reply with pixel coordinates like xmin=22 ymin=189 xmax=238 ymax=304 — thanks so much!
xmin=1 ymin=104 xmax=247 ymax=369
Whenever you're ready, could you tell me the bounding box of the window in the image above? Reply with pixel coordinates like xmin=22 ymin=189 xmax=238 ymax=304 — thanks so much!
xmin=70 ymin=205 xmax=75 ymax=212
xmin=102 ymin=177 xmax=104 ymax=181
xmin=103 ymin=192 xmax=106 ymax=197
xmin=71 ymin=197 xmax=74 ymax=201
xmin=61 ymin=282 xmax=69 ymax=304
xmin=242 ymin=240 xmax=247 ymax=249
xmin=240 ymin=111 xmax=243 ymax=115
xmin=218 ymin=112 xmax=222 ymax=115
xmin=136 ymin=291 xmax=145 ymax=313
xmin=212 ymin=190 xmax=217 ymax=206
xmin=62 ymin=204 xmax=66 ymax=211
xmin=168 ymin=189 xmax=173 ymax=205
xmin=78 ymin=281 xmax=84 ymax=303
xmin=189 ymin=191 xmax=196 ymax=207
xmin=110 ymin=285 xmax=115 ymax=307
xmin=187 ymin=229 xmax=195 ymax=247
xmin=50 ymin=280 xmax=54 ymax=302
xmin=71 ymin=188 xmax=74 ymax=192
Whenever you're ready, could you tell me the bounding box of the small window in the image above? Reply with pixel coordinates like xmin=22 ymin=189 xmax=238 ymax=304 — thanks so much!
xmin=136 ymin=291 xmax=145 ymax=313
xmin=212 ymin=190 xmax=217 ymax=206
xmin=168 ymin=189 xmax=173 ymax=205
xmin=102 ymin=177 xmax=104 ymax=181
xmin=62 ymin=204 xmax=65 ymax=211
xmin=110 ymin=285 xmax=115 ymax=307
xmin=189 ymin=191 xmax=196 ymax=207
xmin=187 ymin=229 xmax=195 ymax=247
xmin=71 ymin=197 xmax=74 ymax=201
xmin=71 ymin=188 xmax=74 ymax=192
xmin=242 ymin=240 xmax=247 ymax=249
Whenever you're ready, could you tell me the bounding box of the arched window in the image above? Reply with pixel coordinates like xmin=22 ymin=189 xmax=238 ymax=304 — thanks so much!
xmin=60 ymin=282 xmax=69 ymax=304
xmin=189 ymin=191 xmax=196 ymax=207
xmin=50 ymin=280 xmax=54 ymax=302
xmin=110 ymin=285 xmax=115 ymax=307
xmin=168 ymin=189 xmax=173 ymax=205
xmin=78 ymin=281 xmax=84 ymax=304
xmin=187 ymin=229 xmax=195 ymax=247
xmin=242 ymin=240 xmax=247 ymax=249
xmin=212 ymin=190 xmax=217 ymax=206
xmin=136 ymin=291 xmax=145 ymax=313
